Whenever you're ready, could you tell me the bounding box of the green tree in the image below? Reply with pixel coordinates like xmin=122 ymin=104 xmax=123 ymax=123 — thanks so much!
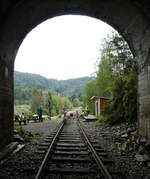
xmin=83 ymin=32 xmax=137 ymax=124
xmin=51 ymin=94 xmax=62 ymax=116
xmin=96 ymin=55 xmax=113 ymax=97
xmin=59 ymin=93 xmax=73 ymax=112
xmin=82 ymin=79 xmax=98 ymax=114
xmin=100 ymin=33 xmax=137 ymax=124
xmin=30 ymin=88 xmax=42 ymax=113
xmin=44 ymin=90 xmax=53 ymax=119
xmin=72 ymin=98 xmax=81 ymax=107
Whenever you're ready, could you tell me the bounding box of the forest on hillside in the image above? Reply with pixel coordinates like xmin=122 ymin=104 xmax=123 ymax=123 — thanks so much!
xmin=14 ymin=72 xmax=93 ymax=95
xmin=14 ymin=73 xmax=91 ymax=117
xmin=14 ymin=73 xmax=93 ymax=105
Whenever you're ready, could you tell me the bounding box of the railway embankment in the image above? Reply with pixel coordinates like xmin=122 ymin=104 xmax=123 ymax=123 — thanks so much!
xmin=0 ymin=118 xmax=150 ymax=179
xmin=81 ymin=120 xmax=150 ymax=179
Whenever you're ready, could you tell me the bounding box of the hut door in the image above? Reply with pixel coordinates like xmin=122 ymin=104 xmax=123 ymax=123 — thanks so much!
xmin=96 ymin=102 xmax=98 ymax=116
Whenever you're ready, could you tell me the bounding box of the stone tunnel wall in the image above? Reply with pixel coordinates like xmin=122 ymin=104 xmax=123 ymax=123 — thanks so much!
xmin=138 ymin=66 xmax=150 ymax=139
xmin=0 ymin=60 xmax=14 ymax=148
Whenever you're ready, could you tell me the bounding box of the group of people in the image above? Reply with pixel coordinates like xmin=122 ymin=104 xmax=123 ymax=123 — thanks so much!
xmin=32 ymin=107 xmax=43 ymax=122
xmin=64 ymin=110 xmax=79 ymax=120
xmin=15 ymin=112 xmax=26 ymax=125
xmin=73 ymin=110 xmax=79 ymax=119
xmin=15 ymin=107 xmax=43 ymax=125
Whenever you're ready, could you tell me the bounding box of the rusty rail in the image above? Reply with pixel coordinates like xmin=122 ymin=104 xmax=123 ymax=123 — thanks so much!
xmin=77 ymin=120 xmax=112 ymax=179
xmin=35 ymin=118 xmax=66 ymax=179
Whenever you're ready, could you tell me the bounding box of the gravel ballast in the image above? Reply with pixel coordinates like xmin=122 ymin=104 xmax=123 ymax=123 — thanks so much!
xmin=0 ymin=118 xmax=150 ymax=179
xmin=0 ymin=119 xmax=62 ymax=179
xmin=81 ymin=120 xmax=150 ymax=179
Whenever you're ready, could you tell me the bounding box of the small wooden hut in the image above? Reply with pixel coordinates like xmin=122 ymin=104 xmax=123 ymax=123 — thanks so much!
xmin=90 ymin=96 xmax=109 ymax=116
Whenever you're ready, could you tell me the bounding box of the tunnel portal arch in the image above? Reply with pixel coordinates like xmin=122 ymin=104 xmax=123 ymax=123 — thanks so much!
xmin=0 ymin=0 xmax=150 ymax=147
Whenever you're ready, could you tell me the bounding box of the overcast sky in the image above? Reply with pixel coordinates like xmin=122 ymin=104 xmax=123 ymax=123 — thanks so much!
xmin=15 ymin=15 xmax=114 ymax=80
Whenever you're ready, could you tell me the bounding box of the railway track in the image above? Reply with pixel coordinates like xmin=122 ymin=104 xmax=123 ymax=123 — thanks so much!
xmin=34 ymin=119 xmax=124 ymax=179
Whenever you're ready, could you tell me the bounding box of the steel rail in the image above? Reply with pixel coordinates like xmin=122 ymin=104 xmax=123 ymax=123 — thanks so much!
xmin=35 ymin=118 xmax=66 ymax=179
xmin=77 ymin=120 xmax=112 ymax=179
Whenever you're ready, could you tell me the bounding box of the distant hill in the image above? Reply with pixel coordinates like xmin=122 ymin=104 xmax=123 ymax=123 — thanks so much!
xmin=14 ymin=71 xmax=93 ymax=96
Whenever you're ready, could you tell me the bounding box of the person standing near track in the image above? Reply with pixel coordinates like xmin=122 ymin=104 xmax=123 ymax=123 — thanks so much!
xmin=37 ymin=107 xmax=43 ymax=122
xmin=76 ymin=110 xmax=79 ymax=120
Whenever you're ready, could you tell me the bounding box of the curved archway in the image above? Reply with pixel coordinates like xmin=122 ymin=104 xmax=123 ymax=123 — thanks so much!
xmin=0 ymin=0 xmax=150 ymax=147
